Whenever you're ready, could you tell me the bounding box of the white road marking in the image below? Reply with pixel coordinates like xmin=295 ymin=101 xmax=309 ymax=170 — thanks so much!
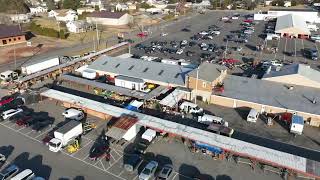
xmin=100 ymin=160 xmax=106 ymax=171
xmin=118 ymin=169 xmax=124 ymax=176
xmin=172 ymin=172 xmax=178 ymax=180
xmin=35 ymin=127 xmax=53 ymax=138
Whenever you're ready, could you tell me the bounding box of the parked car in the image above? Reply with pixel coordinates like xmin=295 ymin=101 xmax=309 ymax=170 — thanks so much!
xmin=0 ymin=164 xmax=19 ymax=180
xmin=1 ymin=108 xmax=23 ymax=120
xmin=89 ymin=144 xmax=110 ymax=161
xmin=303 ymin=48 xmax=318 ymax=60
xmin=139 ymin=161 xmax=158 ymax=180
xmin=123 ymin=154 xmax=142 ymax=173
xmin=15 ymin=116 xmax=32 ymax=126
xmin=11 ymin=169 xmax=34 ymax=180
xmin=62 ymin=109 xmax=84 ymax=121
xmin=176 ymin=49 xmax=183 ymax=55
xmin=32 ymin=119 xmax=54 ymax=132
xmin=157 ymin=164 xmax=173 ymax=180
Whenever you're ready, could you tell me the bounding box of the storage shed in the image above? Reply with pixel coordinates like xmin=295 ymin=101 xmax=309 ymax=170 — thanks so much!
xmin=115 ymin=75 xmax=145 ymax=90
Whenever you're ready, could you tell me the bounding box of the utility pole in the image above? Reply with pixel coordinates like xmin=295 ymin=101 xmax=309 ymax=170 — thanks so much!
xmin=95 ymin=21 xmax=99 ymax=46
xmin=194 ymin=67 xmax=199 ymax=104
xmin=14 ymin=42 xmax=16 ymax=69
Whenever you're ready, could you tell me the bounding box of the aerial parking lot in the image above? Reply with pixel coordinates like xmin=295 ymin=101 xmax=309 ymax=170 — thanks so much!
xmin=132 ymin=11 xmax=320 ymax=77
xmin=0 ymin=98 xmax=287 ymax=180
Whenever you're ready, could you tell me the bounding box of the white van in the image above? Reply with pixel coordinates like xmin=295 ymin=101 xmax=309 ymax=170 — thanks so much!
xmin=247 ymin=109 xmax=259 ymax=122
xmin=179 ymin=102 xmax=203 ymax=114
xmin=62 ymin=108 xmax=84 ymax=121
xmin=11 ymin=169 xmax=35 ymax=180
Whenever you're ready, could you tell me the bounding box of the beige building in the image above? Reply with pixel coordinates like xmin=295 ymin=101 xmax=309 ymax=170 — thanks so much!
xmin=210 ymin=75 xmax=320 ymax=127
xmin=262 ymin=64 xmax=320 ymax=89
xmin=275 ymin=14 xmax=310 ymax=38
xmin=186 ymin=62 xmax=227 ymax=102
xmin=86 ymin=11 xmax=133 ymax=26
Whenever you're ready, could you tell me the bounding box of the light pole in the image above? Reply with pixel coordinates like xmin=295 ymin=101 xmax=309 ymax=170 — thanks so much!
xmin=194 ymin=67 xmax=199 ymax=104
xmin=13 ymin=42 xmax=16 ymax=69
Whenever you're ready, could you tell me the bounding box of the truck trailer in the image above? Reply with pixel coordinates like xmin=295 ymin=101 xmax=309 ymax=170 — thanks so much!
xmin=21 ymin=57 xmax=60 ymax=75
xmin=49 ymin=120 xmax=83 ymax=152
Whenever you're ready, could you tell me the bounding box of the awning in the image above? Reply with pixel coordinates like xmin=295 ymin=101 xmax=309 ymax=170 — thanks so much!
xmin=159 ymin=88 xmax=187 ymax=108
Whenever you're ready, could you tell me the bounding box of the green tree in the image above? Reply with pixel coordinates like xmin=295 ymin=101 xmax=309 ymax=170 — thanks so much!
xmin=211 ymin=0 xmax=217 ymax=9
xmin=291 ymin=0 xmax=297 ymax=6
xmin=169 ymin=0 xmax=178 ymax=3
xmin=45 ymin=0 xmax=56 ymax=10
xmin=63 ymin=0 xmax=81 ymax=9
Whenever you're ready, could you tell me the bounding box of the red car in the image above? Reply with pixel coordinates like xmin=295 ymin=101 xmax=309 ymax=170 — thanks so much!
xmin=137 ymin=32 xmax=148 ymax=38
xmin=16 ymin=116 xmax=32 ymax=126
xmin=243 ymin=19 xmax=253 ymax=23
xmin=42 ymin=133 xmax=54 ymax=146
xmin=0 ymin=97 xmax=14 ymax=107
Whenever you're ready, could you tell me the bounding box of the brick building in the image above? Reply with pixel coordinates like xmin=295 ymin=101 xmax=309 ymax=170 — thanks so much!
xmin=0 ymin=25 xmax=26 ymax=46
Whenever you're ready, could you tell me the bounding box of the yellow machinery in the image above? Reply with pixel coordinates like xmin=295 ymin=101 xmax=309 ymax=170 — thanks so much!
xmin=67 ymin=139 xmax=80 ymax=153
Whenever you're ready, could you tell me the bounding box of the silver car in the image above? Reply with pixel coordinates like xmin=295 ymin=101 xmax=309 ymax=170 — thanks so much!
xmin=139 ymin=161 xmax=158 ymax=180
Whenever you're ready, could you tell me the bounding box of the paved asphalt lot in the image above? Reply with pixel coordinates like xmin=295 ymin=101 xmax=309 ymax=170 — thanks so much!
xmin=0 ymin=99 xmax=288 ymax=180
xmin=131 ymin=11 xmax=320 ymax=76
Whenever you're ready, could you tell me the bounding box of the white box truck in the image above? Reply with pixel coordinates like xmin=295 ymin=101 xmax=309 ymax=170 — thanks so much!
xmin=179 ymin=101 xmax=203 ymax=114
xmin=198 ymin=114 xmax=228 ymax=127
xmin=49 ymin=120 xmax=83 ymax=152
xmin=21 ymin=57 xmax=60 ymax=75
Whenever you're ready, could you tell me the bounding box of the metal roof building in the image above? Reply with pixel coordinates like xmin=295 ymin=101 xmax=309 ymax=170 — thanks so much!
xmin=263 ymin=64 xmax=320 ymax=89
xmin=40 ymin=89 xmax=320 ymax=178
xmin=220 ymin=75 xmax=320 ymax=116
xmin=87 ymin=55 xmax=194 ymax=87
xmin=275 ymin=14 xmax=310 ymax=37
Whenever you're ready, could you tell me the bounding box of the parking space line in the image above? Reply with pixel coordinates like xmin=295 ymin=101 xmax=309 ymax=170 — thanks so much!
xmin=118 ymin=170 xmax=124 ymax=176
xmin=100 ymin=161 xmax=106 ymax=171
xmin=93 ymin=160 xmax=100 ymax=166
xmin=112 ymin=149 xmax=122 ymax=157
xmin=81 ymin=154 xmax=90 ymax=161
xmin=110 ymin=153 xmax=117 ymax=162
xmin=25 ymin=129 xmax=34 ymax=135
xmin=1 ymin=121 xmax=11 ymax=125
xmin=61 ymin=151 xmax=126 ymax=180
xmin=172 ymin=172 xmax=178 ymax=180
xmin=17 ymin=126 xmax=26 ymax=131
xmin=35 ymin=127 xmax=52 ymax=138
xmin=133 ymin=175 xmax=138 ymax=180
xmin=107 ymin=156 xmax=122 ymax=171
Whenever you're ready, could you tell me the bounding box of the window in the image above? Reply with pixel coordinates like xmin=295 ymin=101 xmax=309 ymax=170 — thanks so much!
xmin=202 ymin=82 xmax=207 ymax=88
xmin=2 ymin=40 xmax=6 ymax=44
xmin=8 ymin=39 xmax=11 ymax=42
xmin=13 ymin=38 xmax=16 ymax=41
xmin=18 ymin=37 xmax=21 ymax=40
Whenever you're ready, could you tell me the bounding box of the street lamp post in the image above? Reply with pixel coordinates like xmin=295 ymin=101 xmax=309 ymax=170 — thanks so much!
xmin=195 ymin=67 xmax=199 ymax=104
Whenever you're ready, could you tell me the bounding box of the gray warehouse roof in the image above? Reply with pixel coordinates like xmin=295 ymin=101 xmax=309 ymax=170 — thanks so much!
xmin=187 ymin=62 xmax=226 ymax=82
xmin=220 ymin=75 xmax=320 ymax=115
xmin=263 ymin=64 xmax=320 ymax=84
xmin=87 ymin=56 xmax=194 ymax=86
xmin=275 ymin=14 xmax=310 ymax=35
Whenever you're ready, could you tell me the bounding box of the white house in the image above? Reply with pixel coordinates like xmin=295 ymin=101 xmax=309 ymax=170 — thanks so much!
xmin=48 ymin=10 xmax=58 ymax=17
xmin=9 ymin=14 xmax=30 ymax=23
xmin=30 ymin=6 xmax=48 ymax=15
xmin=115 ymin=3 xmax=129 ymax=11
xmin=55 ymin=9 xmax=78 ymax=22
xmin=66 ymin=20 xmax=89 ymax=33
xmin=86 ymin=11 xmax=133 ymax=26
xmin=284 ymin=1 xmax=292 ymax=7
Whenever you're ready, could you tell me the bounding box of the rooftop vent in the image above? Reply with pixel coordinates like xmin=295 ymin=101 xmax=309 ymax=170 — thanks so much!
xmin=175 ymin=73 xmax=180 ymax=78
xmin=102 ymin=61 xmax=108 ymax=65
xmin=128 ymin=65 xmax=134 ymax=70
xmin=143 ymin=68 xmax=149 ymax=72
xmin=288 ymin=86 xmax=294 ymax=90
xmin=312 ymin=98 xmax=317 ymax=104
xmin=158 ymin=70 xmax=164 ymax=75
xmin=115 ymin=63 xmax=120 ymax=68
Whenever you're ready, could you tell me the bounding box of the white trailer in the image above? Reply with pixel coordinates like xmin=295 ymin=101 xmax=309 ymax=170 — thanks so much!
xmin=142 ymin=129 xmax=156 ymax=142
xmin=49 ymin=120 xmax=83 ymax=152
xmin=21 ymin=57 xmax=60 ymax=75
xmin=290 ymin=115 xmax=304 ymax=135
xmin=81 ymin=69 xmax=97 ymax=80
xmin=114 ymin=75 xmax=145 ymax=91
xmin=198 ymin=114 xmax=228 ymax=126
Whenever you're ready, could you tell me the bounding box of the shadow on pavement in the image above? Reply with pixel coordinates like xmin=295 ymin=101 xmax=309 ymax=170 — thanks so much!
xmin=11 ymin=152 xmax=52 ymax=179
xmin=0 ymin=145 xmax=14 ymax=159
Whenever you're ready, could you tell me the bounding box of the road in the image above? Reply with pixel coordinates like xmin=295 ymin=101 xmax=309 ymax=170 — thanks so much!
xmin=0 ymin=124 xmax=120 ymax=180
xmin=0 ymin=13 xmax=199 ymax=73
